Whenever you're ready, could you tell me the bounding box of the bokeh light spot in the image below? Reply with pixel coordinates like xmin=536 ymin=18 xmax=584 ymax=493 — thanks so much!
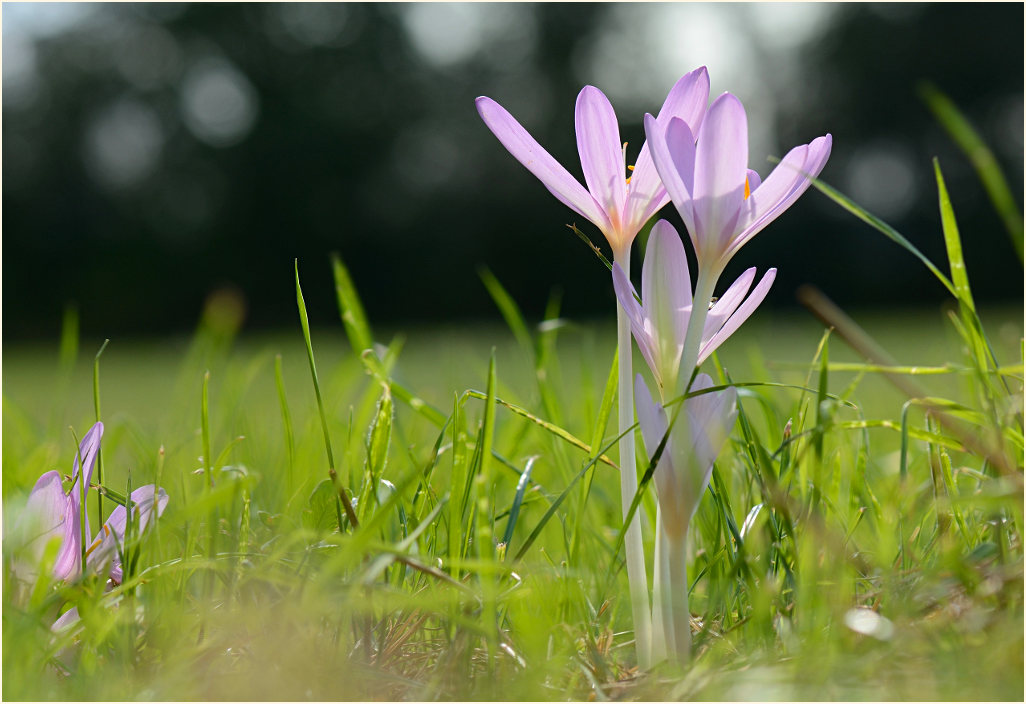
xmin=180 ymin=58 xmax=259 ymax=148
xmin=83 ymin=98 xmax=164 ymax=190
xmin=845 ymin=143 xmax=919 ymax=221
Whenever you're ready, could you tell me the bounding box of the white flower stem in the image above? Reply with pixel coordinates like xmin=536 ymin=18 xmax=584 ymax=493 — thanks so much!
xmin=613 ymin=247 xmax=652 ymax=669
xmin=655 ymin=267 xmax=719 ymax=665
xmin=652 ymin=504 xmax=670 ymax=662
xmin=666 ymin=529 xmax=692 ymax=665
xmin=653 ymin=509 xmax=672 ymax=661
xmin=676 ymin=270 xmax=720 ymax=397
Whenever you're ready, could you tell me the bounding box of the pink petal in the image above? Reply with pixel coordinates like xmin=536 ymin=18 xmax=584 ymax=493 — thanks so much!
xmin=575 ymin=86 xmax=627 ymax=235
xmin=728 ymin=134 xmax=832 ymax=259
xmin=699 ymin=268 xmax=776 ymax=364
xmin=655 ymin=66 xmax=711 ymax=137
xmin=683 ymin=378 xmax=737 ymax=508
xmin=623 ymin=67 xmax=710 ymax=231
xmin=622 ymin=140 xmax=668 ymax=235
xmin=692 ymin=93 xmax=749 ymax=258
xmin=645 ymin=114 xmax=697 ymax=237
xmin=703 ymin=267 xmax=757 ymax=339
xmin=612 ymin=262 xmax=660 ymax=390
xmin=635 ymin=374 xmax=681 ymax=525
xmin=642 ymin=220 xmax=692 ymax=382
xmin=69 ymin=421 xmax=103 ymax=515
xmin=24 ymin=471 xmax=68 ymax=540
xmin=634 ymin=373 xmax=669 ymax=460
xmin=745 ymin=168 xmax=762 ymax=194
xmin=476 ymin=96 xmax=612 ymax=234
xmin=52 ymin=606 xmax=81 ymax=633
xmin=87 ymin=485 xmax=169 ymax=582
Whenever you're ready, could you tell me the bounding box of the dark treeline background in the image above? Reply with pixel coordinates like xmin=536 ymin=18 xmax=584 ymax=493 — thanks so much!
xmin=3 ymin=3 xmax=1022 ymax=340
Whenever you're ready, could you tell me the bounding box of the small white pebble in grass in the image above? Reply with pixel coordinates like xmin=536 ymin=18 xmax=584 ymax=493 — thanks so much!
xmin=977 ymin=575 xmax=1003 ymax=597
xmin=844 ymin=607 xmax=894 ymax=640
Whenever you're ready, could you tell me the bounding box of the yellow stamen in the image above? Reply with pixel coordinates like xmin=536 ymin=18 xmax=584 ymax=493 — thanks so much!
xmin=84 ymin=525 xmax=110 ymax=558
xmin=744 ymin=176 xmax=751 ymax=200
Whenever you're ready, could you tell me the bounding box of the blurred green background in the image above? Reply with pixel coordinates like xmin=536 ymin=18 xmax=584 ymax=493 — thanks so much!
xmin=3 ymin=2 xmax=1023 ymax=340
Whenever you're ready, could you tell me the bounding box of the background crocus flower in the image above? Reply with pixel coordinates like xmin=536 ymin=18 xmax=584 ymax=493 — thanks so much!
xmin=475 ymin=67 xmax=709 ymax=260
xmin=13 ymin=422 xmax=103 ymax=583
xmin=85 ymin=484 xmax=169 ymax=584
xmin=644 ymin=93 xmax=832 ymax=278
xmin=635 ymin=372 xmax=737 ymax=663
xmin=50 ymin=485 xmax=168 ymax=639
xmin=612 ymin=219 xmax=775 ymax=398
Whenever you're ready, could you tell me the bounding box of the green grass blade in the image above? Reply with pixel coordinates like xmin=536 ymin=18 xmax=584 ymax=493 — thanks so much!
xmin=476 ymin=352 xmax=499 ymax=658
xmin=361 ymin=350 xmax=447 ymax=426
xmin=201 ymin=370 xmax=213 ymax=490
xmin=479 ymin=267 xmax=533 ymax=353
xmin=331 ymin=252 xmax=375 ymax=354
xmin=273 ymin=354 xmax=296 ymax=494
xmin=571 ymin=348 xmax=619 ymax=564
xmin=920 ymin=82 xmax=1024 ymax=260
xmin=513 ymin=429 xmax=624 ymax=563
xmin=296 ymin=259 xmax=351 ymax=533
xmin=814 ymin=333 xmax=829 ymax=459
xmin=92 ymin=339 xmax=109 ymax=527
xmin=358 ymin=385 xmax=394 ymax=524
xmin=501 ymin=456 xmax=537 ymax=550
xmin=567 ymin=223 xmax=613 ymax=271
xmin=809 ymin=176 xmax=958 ymax=298
xmin=933 ymin=159 xmax=977 ymax=312
xmin=461 ymin=390 xmax=617 ymax=469
xmin=296 ymin=260 xmax=336 ymax=471
xmin=448 ymin=392 xmax=466 ymax=579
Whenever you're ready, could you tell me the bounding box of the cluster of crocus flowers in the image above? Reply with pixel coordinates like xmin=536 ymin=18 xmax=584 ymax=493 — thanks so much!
xmin=477 ymin=67 xmax=712 ymax=666
xmin=477 ymin=67 xmax=830 ymax=668
xmin=12 ymin=421 xmax=169 ymax=620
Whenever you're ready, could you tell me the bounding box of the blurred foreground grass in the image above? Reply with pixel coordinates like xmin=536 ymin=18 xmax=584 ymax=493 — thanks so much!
xmin=3 ymin=300 xmax=1022 ymax=700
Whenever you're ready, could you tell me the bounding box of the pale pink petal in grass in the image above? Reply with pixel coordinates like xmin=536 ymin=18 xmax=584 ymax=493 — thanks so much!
xmin=699 ymin=268 xmax=776 ymax=364
xmin=692 ymin=93 xmax=749 ymax=256
xmin=642 ymin=220 xmax=693 ymax=376
xmin=645 ymin=114 xmax=697 ymax=236
xmin=624 ymin=67 xmax=710 ymax=232
xmin=728 ymin=134 xmax=833 ymax=259
xmin=575 ymin=86 xmax=627 ymax=231
xmin=703 ymin=267 xmax=758 ymax=336
xmin=475 ymin=96 xmax=611 ymax=233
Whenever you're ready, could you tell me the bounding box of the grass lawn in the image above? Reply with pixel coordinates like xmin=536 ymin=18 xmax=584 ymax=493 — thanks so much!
xmin=3 ymin=299 xmax=1022 ymax=700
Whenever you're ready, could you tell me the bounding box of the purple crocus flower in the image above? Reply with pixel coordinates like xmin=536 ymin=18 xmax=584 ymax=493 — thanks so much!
xmin=635 ymin=372 xmax=737 ymax=663
xmin=85 ymin=484 xmax=169 ymax=584
xmin=50 ymin=485 xmax=168 ymax=637
xmin=476 ymin=67 xmax=710 ymax=259
xmin=635 ymin=373 xmax=737 ymax=538
xmin=643 ymin=92 xmax=832 ymax=277
xmin=478 ymin=68 xmax=712 ymax=668
xmin=15 ymin=422 xmax=103 ymax=582
xmin=612 ymin=219 xmax=775 ymax=397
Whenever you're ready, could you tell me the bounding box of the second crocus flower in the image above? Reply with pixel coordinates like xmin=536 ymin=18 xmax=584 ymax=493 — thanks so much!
xmin=612 ymin=219 xmax=775 ymax=399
